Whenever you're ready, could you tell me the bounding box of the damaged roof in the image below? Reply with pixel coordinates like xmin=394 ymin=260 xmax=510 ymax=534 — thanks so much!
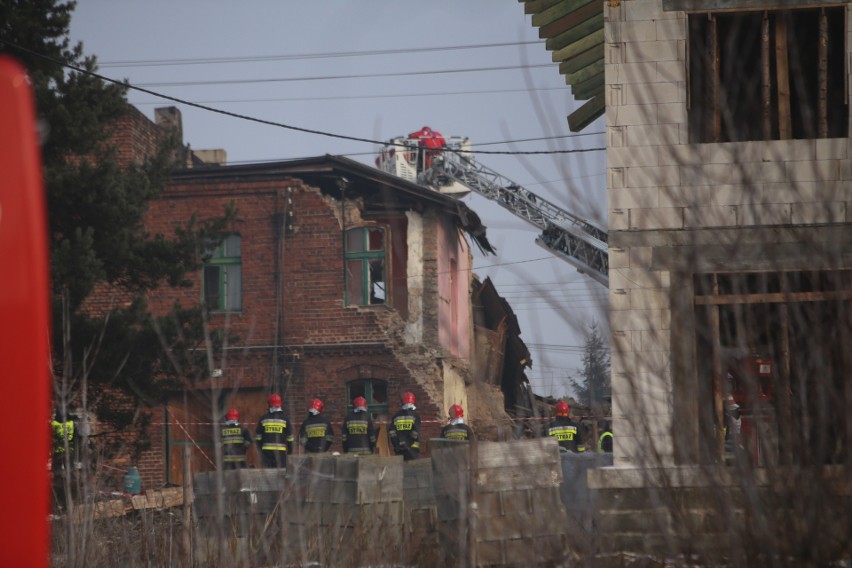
xmin=170 ymin=154 xmax=495 ymax=254
xmin=521 ymin=0 xmax=605 ymax=131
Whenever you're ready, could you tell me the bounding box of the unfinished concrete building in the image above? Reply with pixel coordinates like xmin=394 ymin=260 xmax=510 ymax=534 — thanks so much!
xmin=524 ymin=0 xmax=851 ymax=559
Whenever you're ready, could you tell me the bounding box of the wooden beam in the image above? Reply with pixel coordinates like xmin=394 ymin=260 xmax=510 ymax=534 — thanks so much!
xmin=818 ymin=8 xmax=829 ymax=138
xmin=776 ymin=13 xmax=792 ymax=139
xmin=524 ymin=0 xmax=563 ymax=16
xmin=539 ymin=0 xmax=600 ymax=38
xmin=559 ymin=44 xmax=604 ymax=75
xmin=762 ymin=12 xmax=772 ymax=140
xmin=552 ymin=28 xmax=604 ymax=62
xmin=706 ymin=14 xmax=721 ymax=143
xmin=534 ymin=0 xmax=595 ymax=29
xmin=710 ymin=275 xmax=725 ymax=463
xmin=545 ymin=13 xmax=604 ymax=52
xmin=695 ymin=289 xmax=852 ymax=305
xmin=567 ymin=93 xmax=605 ymax=131
xmin=778 ymin=299 xmax=793 ymax=465
xmin=564 ymin=59 xmax=605 ymax=85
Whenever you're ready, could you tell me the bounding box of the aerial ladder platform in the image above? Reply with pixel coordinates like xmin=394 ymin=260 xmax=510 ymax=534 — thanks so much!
xmin=375 ymin=132 xmax=609 ymax=287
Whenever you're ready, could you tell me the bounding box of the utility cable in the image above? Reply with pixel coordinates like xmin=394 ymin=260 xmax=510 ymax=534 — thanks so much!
xmin=1 ymin=40 xmax=604 ymax=156
xmin=137 ymin=63 xmax=556 ymax=88
xmin=100 ymin=40 xmax=543 ymax=67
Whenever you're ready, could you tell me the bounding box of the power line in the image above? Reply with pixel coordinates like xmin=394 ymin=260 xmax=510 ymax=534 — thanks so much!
xmin=131 ymin=86 xmax=572 ymax=105
xmin=1 ymin=41 xmax=604 ymax=157
xmin=99 ymin=40 xmax=544 ymax=67
xmin=136 ymin=63 xmax=556 ymax=88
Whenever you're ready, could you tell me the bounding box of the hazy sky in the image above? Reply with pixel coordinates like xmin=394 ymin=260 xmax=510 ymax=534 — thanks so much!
xmin=69 ymin=1 xmax=609 ymax=397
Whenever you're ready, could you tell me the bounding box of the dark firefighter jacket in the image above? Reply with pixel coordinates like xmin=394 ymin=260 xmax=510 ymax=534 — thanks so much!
xmin=222 ymin=423 xmax=253 ymax=463
xmin=299 ymin=413 xmax=334 ymax=453
xmin=598 ymin=430 xmax=613 ymax=452
xmin=389 ymin=408 xmax=421 ymax=459
xmin=342 ymin=410 xmax=376 ymax=455
xmin=255 ymin=410 xmax=293 ymax=454
xmin=440 ymin=422 xmax=473 ymax=441
xmin=548 ymin=416 xmax=583 ymax=452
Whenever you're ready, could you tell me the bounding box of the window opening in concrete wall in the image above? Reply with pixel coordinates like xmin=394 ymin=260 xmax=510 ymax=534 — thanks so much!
xmin=345 ymin=227 xmax=387 ymax=306
xmin=202 ymin=234 xmax=242 ymax=311
xmin=693 ymin=269 xmax=851 ymax=466
xmin=346 ymin=379 xmax=389 ymax=419
xmin=687 ymin=7 xmax=847 ymax=143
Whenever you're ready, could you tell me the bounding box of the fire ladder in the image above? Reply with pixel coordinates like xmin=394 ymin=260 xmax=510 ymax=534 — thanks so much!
xmin=431 ymin=145 xmax=609 ymax=288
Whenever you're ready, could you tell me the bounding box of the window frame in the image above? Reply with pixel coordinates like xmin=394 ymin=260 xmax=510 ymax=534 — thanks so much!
xmin=344 ymin=226 xmax=388 ymax=306
xmin=202 ymin=234 xmax=242 ymax=312
xmin=346 ymin=379 xmax=389 ymax=416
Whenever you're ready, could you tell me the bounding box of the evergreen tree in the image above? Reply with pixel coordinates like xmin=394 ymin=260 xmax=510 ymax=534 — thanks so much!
xmin=1 ymin=1 xmax=232 ymax=424
xmin=570 ymin=322 xmax=611 ymax=406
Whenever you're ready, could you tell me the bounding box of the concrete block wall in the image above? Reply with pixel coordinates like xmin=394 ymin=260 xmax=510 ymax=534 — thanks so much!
xmin=605 ymin=0 xmax=852 ymax=467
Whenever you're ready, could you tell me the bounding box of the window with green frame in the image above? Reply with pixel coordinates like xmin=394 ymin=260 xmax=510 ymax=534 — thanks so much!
xmin=345 ymin=227 xmax=386 ymax=306
xmin=203 ymin=234 xmax=242 ymax=311
xmin=346 ymin=379 xmax=389 ymax=415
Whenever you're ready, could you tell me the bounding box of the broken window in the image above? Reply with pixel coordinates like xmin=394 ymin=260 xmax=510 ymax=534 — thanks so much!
xmin=688 ymin=7 xmax=847 ymax=143
xmin=202 ymin=234 xmax=242 ymax=311
xmin=345 ymin=227 xmax=387 ymax=306
xmin=347 ymin=379 xmax=389 ymax=417
xmin=693 ymin=270 xmax=851 ymax=466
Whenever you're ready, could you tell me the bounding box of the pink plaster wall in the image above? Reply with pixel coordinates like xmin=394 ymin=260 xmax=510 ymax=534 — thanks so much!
xmin=436 ymin=217 xmax=472 ymax=360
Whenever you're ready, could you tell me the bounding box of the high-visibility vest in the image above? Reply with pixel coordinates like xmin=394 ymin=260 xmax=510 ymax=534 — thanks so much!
xmin=52 ymin=420 xmax=75 ymax=454
xmin=598 ymin=431 xmax=613 ymax=452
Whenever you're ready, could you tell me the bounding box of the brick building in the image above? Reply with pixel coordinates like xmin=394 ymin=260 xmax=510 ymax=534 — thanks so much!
xmin=93 ymin=106 xmax=536 ymax=488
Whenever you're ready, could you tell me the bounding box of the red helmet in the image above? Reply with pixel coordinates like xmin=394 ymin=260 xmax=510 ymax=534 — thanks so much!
xmin=225 ymin=408 xmax=239 ymax=422
xmin=555 ymin=401 xmax=570 ymax=417
xmin=268 ymin=394 xmax=282 ymax=408
xmin=401 ymin=392 xmax=416 ymax=405
xmin=309 ymin=398 xmax=324 ymax=413
xmin=353 ymin=396 xmax=367 ymax=409
xmin=449 ymin=404 xmax=464 ymax=419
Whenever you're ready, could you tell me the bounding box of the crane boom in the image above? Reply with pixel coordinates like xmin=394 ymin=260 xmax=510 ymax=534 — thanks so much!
xmin=376 ymin=134 xmax=609 ymax=287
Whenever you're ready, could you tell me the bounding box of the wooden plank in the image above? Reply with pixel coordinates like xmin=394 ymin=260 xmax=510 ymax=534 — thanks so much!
xmin=762 ymin=12 xmax=772 ymax=140
xmin=524 ymin=0 xmax=563 ymax=16
xmin=559 ymin=44 xmax=604 ymax=75
xmin=694 ymin=289 xmax=852 ymax=305
xmin=567 ymin=93 xmax=605 ymax=131
xmin=706 ymin=14 xmax=721 ymax=143
xmin=778 ymin=301 xmax=793 ymax=465
xmin=710 ymin=275 xmax=725 ymax=463
xmin=818 ymin=8 xmax=828 ymax=138
xmin=574 ymin=82 xmax=604 ymax=102
xmin=564 ymin=59 xmax=605 ymax=85
xmin=539 ymin=0 xmax=601 ymax=39
xmin=552 ymin=28 xmax=604 ymax=62
xmin=776 ymin=13 xmax=792 ymax=139
xmin=664 ymin=0 xmax=837 ymax=12
xmin=533 ymin=0 xmax=593 ymax=28
xmin=545 ymin=13 xmax=604 ymax=52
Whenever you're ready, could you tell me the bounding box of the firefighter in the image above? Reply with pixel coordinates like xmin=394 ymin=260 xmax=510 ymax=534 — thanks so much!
xmin=407 ymin=126 xmax=445 ymax=171
xmin=598 ymin=419 xmax=613 ymax=453
xmin=51 ymin=404 xmax=77 ymax=465
xmin=389 ymin=391 xmax=421 ymax=460
xmin=440 ymin=404 xmax=474 ymax=441
xmin=547 ymin=401 xmax=584 ymax=452
xmin=221 ymin=408 xmax=253 ymax=469
xmin=255 ymin=394 xmax=293 ymax=468
xmin=299 ymin=398 xmax=334 ymax=453
xmin=342 ymin=396 xmax=376 ymax=455
xmin=51 ymin=404 xmax=78 ymax=508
